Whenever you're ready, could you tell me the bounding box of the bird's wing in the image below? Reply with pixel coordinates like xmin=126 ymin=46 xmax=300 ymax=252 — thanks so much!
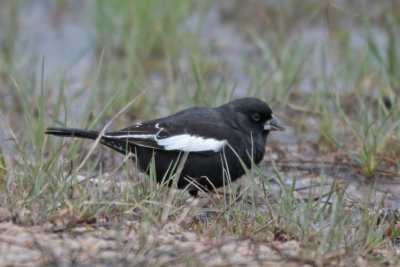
xmin=102 ymin=109 xmax=234 ymax=153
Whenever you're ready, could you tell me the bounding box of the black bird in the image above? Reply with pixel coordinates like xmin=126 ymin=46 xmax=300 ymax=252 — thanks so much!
xmin=46 ymin=97 xmax=284 ymax=196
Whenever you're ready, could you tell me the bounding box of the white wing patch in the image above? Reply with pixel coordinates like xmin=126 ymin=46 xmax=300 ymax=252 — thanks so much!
xmin=103 ymin=131 xmax=227 ymax=152
xmin=103 ymin=134 xmax=155 ymax=139
xmin=156 ymin=134 xmax=227 ymax=152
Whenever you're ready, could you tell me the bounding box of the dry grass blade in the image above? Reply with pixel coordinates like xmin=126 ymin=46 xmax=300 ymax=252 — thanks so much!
xmin=216 ymin=184 xmax=250 ymax=219
xmin=76 ymin=88 xmax=148 ymax=172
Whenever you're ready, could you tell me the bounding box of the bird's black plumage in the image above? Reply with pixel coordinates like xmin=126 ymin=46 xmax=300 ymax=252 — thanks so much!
xmin=46 ymin=97 xmax=284 ymax=196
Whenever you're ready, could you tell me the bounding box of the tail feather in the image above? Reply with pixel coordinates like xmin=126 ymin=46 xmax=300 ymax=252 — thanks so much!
xmin=45 ymin=127 xmax=100 ymax=140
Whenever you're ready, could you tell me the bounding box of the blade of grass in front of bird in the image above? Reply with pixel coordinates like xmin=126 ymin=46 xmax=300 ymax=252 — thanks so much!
xmin=37 ymin=56 xmax=45 ymax=165
xmin=0 ymin=144 xmax=6 ymax=180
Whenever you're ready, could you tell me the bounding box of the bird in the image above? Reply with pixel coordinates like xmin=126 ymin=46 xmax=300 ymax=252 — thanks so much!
xmin=46 ymin=97 xmax=284 ymax=197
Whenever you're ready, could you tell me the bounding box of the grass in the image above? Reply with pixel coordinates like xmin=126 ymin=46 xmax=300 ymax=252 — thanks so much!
xmin=0 ymin=0 xmax=399 ymax=265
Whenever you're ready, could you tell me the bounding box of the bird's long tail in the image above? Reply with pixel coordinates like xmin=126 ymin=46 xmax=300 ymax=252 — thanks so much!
xmin=45 ymin=127 xmax=100 ymax=140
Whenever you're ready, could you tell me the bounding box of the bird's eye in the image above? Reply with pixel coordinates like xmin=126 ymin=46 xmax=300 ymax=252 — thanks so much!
xmin=252 ymin=113 xmax=261 ymax=122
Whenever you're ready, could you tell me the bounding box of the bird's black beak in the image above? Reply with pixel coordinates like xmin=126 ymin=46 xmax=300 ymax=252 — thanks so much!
xmin=264 ymin=114 xmax=285 ymax=131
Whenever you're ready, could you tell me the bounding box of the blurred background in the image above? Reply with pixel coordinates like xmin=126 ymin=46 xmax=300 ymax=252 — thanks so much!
xmin=0 ymin=0 xmax=397 ymax=125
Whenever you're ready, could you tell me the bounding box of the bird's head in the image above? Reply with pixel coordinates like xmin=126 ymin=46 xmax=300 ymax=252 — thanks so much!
xmin=221 ymin=97 xmax=285 ymax=135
